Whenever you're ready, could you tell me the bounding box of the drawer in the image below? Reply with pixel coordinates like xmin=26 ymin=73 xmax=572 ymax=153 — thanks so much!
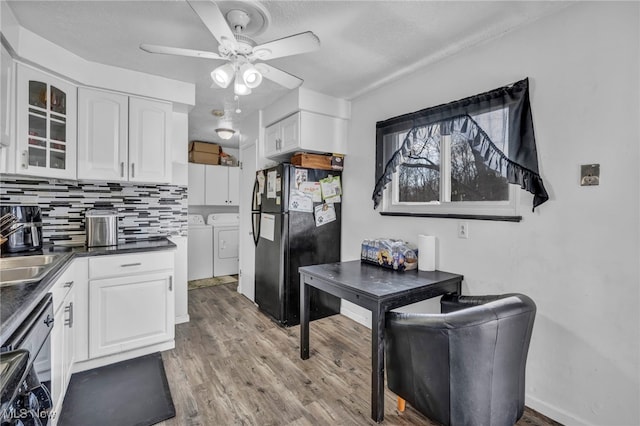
xmin=50 ymin=262 xmax=76 ymax=313
xmin=88 ymin=251 xmax=174 ymax=280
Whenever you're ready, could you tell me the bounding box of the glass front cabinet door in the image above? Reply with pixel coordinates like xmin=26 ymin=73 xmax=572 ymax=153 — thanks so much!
xmin=16 ymin=63 xmax=77 ymax=179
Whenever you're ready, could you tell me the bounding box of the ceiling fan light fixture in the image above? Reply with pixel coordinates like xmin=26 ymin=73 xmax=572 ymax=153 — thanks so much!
xmin=215 ymin=128 xmax=236 ymax=140
xmin=240 ymin=63 xmax=262 ymax=89
xmin=234 ymin=76 xmax=252 ymax=96
xmin=211 ymin=63 xmax=234 ymax=88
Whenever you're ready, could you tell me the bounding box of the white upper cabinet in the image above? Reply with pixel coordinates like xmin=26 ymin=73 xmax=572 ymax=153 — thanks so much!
xmin=188 ymin=163 xmax=239 ymax=206
xmin=205 ymin=165 xmax=239 ymax=206
xmin=227 ymin=166 xmax=240 ymax=205
xmin=16 ymin=63 xmax=77 ymax=179
xmin=129 ymin=97 xmax=172 ymax=183
xmin=1 ymin=43 xmax=14 ymax=149
xmin=187 ymin=163 xmax=205 ymax=205
xmin=77 ymin=88 xmax=172 ymax=183
xmin=77 ymin=88 xmax=128 ymax=180
xmin=263 ymin=111 xmax=347 ymax=160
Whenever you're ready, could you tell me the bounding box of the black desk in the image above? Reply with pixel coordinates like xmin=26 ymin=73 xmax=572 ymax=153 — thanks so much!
xmin=299 ymin=260 xmax=463 ymax=422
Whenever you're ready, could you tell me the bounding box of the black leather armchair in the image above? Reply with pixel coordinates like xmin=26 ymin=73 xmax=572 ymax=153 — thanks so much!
xmin=385 ymin=293 xmax=536 ymax=426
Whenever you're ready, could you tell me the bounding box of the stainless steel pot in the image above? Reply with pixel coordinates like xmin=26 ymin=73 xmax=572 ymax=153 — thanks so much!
xmin=86 ymin=209 xmax=118 ymax=247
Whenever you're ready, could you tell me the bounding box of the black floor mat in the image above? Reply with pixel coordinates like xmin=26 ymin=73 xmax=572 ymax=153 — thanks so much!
xmin=58 ymin=352 xmax=175 ymax=426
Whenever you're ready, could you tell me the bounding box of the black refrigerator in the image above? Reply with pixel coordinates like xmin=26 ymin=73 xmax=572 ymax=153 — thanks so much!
xmin=252 ymin=163 xmax=341 ymax=327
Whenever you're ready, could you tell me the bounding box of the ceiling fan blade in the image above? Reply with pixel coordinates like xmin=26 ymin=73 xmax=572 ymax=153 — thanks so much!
xmin=140 ymin=44 xmax=224 ymax=60
xmin=254 ymin=63 xmax=303 ymax=90
xmin=187 ymin=0 xmax=237 ymax=50
xmin=252 ymin=31 xmax=320 ymax=60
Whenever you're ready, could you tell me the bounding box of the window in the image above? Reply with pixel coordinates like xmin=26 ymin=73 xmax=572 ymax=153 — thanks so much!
xmin=374 ymin=79 xmax=548 ymax=220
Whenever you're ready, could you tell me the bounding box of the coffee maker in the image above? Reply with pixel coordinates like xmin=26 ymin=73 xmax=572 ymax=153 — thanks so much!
xmin=0 ymin=205 xmax=43 ymax=252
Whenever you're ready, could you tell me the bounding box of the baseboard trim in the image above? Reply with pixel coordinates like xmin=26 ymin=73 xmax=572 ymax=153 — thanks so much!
xmin=175 ymin=314 xmax=190 ymax=324
xmin=526 ymin=394 xmax=592 ymax=425
xmin=72 ymin=340 xmax=175 ymax=373
xmin=340 ymin=302 xmax=369 ymax=327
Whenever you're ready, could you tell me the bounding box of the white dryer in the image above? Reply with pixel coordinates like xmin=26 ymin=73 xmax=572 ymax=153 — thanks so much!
xmin=207 ymin=213 xmax=239 ymax=277
xmin=187 ymin=214 xmax=213 ymax=281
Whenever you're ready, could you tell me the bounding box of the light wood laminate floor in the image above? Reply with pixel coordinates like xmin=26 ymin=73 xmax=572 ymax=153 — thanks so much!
xmin=158 ymin=283 xmax=559 ymax=426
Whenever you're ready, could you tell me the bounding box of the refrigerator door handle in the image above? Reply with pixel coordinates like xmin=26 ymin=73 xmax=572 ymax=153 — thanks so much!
xmin=251 ymin=178 xmax=259 ymax=210
xmin=251 ymin=178 xmax=261 ymax=247
xmin=252 ymin=212 xmax=261 ymax=246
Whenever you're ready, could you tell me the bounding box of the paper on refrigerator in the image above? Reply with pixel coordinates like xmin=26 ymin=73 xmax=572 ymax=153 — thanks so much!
xmin=320 ymin=176 xmax=342 ymax=203
xmin=314 ymin=203 xmax=336 ymax=227
xmin=289 ymin=190 xmax=314 ymax=212
xmin=267 ymin=170 xmax=277 ymax=199
xmin=299 ymin=181 xmax=322 ymax=202
xmin=260 ymin=213 xmax=275 ymax=241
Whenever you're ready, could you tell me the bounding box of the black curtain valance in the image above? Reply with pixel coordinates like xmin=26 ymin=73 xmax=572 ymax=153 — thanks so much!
xmin=373 ymin=78 xmax=549 ymax=211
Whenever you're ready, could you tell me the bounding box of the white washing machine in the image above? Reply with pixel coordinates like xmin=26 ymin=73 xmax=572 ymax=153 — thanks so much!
xmin=187 ymin=214 xmax=213 ymax=281
xmin=207 ymin=213 xmax=239 ymax=277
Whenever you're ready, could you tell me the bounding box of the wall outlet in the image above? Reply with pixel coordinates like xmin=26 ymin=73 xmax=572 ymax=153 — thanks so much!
xmin=458 ymin=222 xmax=469 ymax=239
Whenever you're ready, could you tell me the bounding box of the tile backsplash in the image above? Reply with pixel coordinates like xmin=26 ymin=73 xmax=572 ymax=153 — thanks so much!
xmin=0 ymin=177 xmax=187 ymax=245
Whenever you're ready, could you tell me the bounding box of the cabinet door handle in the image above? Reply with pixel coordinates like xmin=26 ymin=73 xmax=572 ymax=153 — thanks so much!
xmin=120 ymin=162 xmax=125 ymax=177
xmin=120 ymin=262 xmax=142 ymax=267
xmin=21 ymin=150 xmax=28 ymax=169
xmin=169 ymin=276 xmax=173 ymax=291
xmin=64 ymin=302 xmax=74 ymax=328
xmin=131 ymin=163 xmax=135 ymax=178
xmin=63 ymin=281 xmax=74 ymax=288
xmin=43 ymin=315 xmax=54 ymax=328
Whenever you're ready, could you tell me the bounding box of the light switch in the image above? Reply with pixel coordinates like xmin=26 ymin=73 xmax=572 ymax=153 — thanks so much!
xmin=580 ymin=164 xmax=600 ymax=186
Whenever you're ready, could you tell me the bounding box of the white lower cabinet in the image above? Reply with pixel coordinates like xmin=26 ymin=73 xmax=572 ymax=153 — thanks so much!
xmin=50 ymin=260 xmax=79 ymax=422
xmin=49 ymin=250 xmax=175 ymax=422
xmin=87 ymin=251 xmax=175 ymax=359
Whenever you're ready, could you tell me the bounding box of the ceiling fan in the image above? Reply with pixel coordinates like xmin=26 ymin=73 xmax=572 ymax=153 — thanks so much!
xmin=140 ymin=0 xmax=320 ymax=96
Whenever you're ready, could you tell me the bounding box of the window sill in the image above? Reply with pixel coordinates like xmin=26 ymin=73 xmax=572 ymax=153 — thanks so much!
xmin=379 ymin=212 xmax=522 ymax=222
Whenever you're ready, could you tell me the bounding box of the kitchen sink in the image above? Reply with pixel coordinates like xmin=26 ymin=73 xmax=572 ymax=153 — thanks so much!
xmin=0 ymin=255 xmax=61 ymax=270
xmin=1 ymin=266 xmax=48 ymax=284
xmin=0 ymin=254 xmax=65 ymax=286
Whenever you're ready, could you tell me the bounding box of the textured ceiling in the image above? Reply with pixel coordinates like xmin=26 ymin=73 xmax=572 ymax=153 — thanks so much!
xmin=6 ymin=1 xmax=569 ymax=147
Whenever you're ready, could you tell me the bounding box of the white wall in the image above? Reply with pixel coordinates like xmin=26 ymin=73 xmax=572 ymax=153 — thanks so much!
xmin=238 ymin=110 xmax=260 ymax=301
xmin=342 ymin=3 xmax=639 ymax=425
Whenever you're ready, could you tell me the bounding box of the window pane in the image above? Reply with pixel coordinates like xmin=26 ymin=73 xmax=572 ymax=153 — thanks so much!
xmin=28 ymin=138 xmax=46 ymax=147
xmin=450 ymin=138 xmax=508 ymax=201
xmin=50 ymin=86 xmax=66 ymax=115
xmin=50 ymin=120 xmax=66 ymax=142
xmin=28 ymin=114 xmax=46 ymax=138
xmin=398 ymin=133 xmax=441 ymax=203
xmin=28 ymin=147 xmax=46 ymax=167
xmin=471 ymin=108 xmax=508 ymax=152
xmin=50 ymin=151 xmax=66 ymax=170
xmin=29 ymin=81 xmax=47 ymax=109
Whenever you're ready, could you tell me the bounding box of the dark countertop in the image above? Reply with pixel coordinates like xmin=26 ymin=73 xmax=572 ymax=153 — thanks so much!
xmin=0 ymin=238 xmax=177 ymax=345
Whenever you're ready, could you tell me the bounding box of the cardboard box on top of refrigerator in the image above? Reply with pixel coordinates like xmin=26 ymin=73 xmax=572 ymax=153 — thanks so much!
xmin=189 ymin=141 xmax=220 ymax=165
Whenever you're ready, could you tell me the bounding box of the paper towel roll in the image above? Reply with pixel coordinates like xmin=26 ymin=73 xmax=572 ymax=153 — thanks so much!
xmin=418 ymin=234 xmax=436 ymax=271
